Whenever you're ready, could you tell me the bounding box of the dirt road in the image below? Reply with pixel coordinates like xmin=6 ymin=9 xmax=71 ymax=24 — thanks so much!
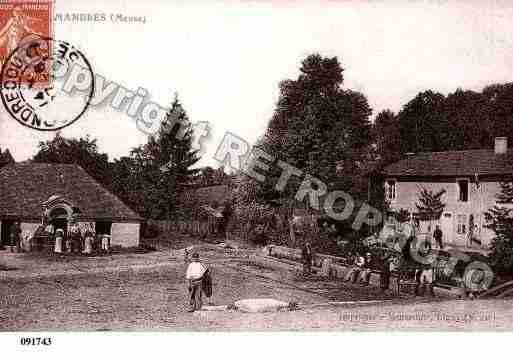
xmin=3 ymin=235 xmax=503 ymax=331
xmin=1 ymin=241 xmax=407 ymax=330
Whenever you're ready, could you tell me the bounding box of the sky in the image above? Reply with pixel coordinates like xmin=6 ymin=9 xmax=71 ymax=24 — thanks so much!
xmin=1 ymin=0 xmax=513 ymax=168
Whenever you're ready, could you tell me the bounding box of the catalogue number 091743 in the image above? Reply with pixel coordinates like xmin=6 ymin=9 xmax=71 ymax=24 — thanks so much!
xmin=20 ymin=337 xmax=52 ymax=346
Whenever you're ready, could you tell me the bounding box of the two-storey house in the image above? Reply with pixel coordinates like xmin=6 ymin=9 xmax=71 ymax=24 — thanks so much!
xmin=382 ymin=137 xmax=512 ymax=248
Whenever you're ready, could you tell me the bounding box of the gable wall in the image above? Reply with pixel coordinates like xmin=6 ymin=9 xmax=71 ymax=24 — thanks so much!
xmin=111 ymin=222 xmax=140 ymax=247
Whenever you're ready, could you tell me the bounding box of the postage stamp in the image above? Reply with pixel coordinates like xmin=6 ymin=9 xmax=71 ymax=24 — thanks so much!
xmin=0 ymin=0 xmax=53 ymax=79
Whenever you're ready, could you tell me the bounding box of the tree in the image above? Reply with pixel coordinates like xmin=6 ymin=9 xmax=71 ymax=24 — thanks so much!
xmin=415 ymin=187 xmax=446 ymax=230
xmin=109 ymin=154 xmax=155 ymax=218
xmin=372 ymin=109 xmax=402 ymax=165
xmin=482 ymin=83 xmax=513 ymax=142
xmin=441 ymin=89 xmax=491 ymax=150
xmin=192 ymin=166 xmax=230 ymax=186
xmin=33 ymin=133 xmax=111 ymax=187
xmin=397 ymin=90 xmax=446 ymax=154
xmin=392 ymin=208 xmax=412 ymax=224
xmin=145 ymin=96 xmax=201 ymax=219
xmin=393 ymin=84 xmax=513 ymax=155
xmin=485 ymin=179 xmax=513 ymax=273
xmin=110 ymin=96 xmax=202 ymax=219
xmin=0 ymin=148 xmax=14 ymax=168
xmin=260 ymin=53 xmax=373 ymax=208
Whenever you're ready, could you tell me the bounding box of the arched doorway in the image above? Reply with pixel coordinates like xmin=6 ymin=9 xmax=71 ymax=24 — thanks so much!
xmin=49 ymin=206 xmax=70 ymax=233
xmin=42 ymin=195 xmax=77 ymax=234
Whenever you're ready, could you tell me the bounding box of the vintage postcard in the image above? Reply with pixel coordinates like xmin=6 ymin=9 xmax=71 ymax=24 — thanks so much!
xmin=1 ymin=0 xmax=513 ymax=355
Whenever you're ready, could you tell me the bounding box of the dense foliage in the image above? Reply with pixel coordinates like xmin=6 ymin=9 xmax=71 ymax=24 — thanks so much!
xmin=374 ymin=84 xmax=513 ymax=168
xmin=254 ymin=54 xmax=374 ymax=206
xmin=485 ymin=180 xmax=513 ymax=273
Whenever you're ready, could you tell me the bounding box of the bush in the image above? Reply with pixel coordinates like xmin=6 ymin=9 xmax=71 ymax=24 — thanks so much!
xmin=227 ymin=202 xmax=288 ymax=246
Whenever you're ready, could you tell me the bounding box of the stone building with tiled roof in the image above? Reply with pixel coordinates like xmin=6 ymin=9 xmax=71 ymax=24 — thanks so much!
xmin=0 ymin=162 xmax=142 ymax=248
xmin=382 ymin=137 xmax=512 ymax=249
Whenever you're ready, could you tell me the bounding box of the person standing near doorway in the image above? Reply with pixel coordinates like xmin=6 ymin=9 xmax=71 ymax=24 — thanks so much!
xmin=69 ymin=220 xmax=82 ymax=254
xmin=433 ymin=225 xmax=444 ymax=249
xmin=301 ymin=239 xmax=313 ymax=275
xmin=10 ymin=221 xmax=21 ymax=251
xmin=290 ymin=215 xmax=305 ymax=247
xmin=54 ymin=229 xmax=64 ymax=254
xmin=101 ymin=234 xmax=111 ymax=252
xmin=83 ymin=224 xmax=94 ymax=255
xmin=186 ymin=252 xmax=207 ymax=312
xmin=380 ymin=251 xmax=395 ymax=292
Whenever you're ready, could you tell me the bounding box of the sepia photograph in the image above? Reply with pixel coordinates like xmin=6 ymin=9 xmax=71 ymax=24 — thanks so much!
xmin=2 ymin=0 xmax=513 ymax=356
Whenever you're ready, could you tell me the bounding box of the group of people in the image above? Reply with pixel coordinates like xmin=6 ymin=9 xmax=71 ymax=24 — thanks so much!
xmin=50 ymin=221 xmax=111 ymax=255
xmin=343 ymin=251 xmax=396 ymax=291
xmin=301 ymin=243 xmax=436 ymax=296
xmin=6 ymin=218 xmax=112 ymax=255
xmin=296 ymin=217 xmax=442 ymax=296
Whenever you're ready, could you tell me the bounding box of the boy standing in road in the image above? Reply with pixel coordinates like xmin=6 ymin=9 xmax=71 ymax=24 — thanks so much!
xmin=186 ymin=252 xmax=207 ymax=312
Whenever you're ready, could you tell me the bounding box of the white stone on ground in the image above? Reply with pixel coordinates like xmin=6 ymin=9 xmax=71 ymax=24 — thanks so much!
xmin=234 ymin=298 xmax=289 ymax=313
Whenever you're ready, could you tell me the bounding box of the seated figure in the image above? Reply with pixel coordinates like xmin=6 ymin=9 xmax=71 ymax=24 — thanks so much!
xmin=344 ymin=253 xmax=365 ymax=283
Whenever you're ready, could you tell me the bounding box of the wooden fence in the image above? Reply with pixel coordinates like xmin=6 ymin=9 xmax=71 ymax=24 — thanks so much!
xmin=148 ymin=219 xmax=220 ymax=237
xmin=147 ymin=214 xmax=305 ymax=245
xmin=146 ymin=218 xmax=273 ymax=243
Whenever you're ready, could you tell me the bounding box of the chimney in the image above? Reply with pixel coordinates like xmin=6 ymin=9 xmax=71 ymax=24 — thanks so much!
xmin=495 ymin=137 xmax=508 ymax=155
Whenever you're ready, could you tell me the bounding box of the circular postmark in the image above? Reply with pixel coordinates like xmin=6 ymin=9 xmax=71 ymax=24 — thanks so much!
xmin=0 ymin=36 xmax=94 ymax=131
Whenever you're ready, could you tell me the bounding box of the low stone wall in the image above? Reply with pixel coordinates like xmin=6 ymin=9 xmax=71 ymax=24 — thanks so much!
xmin=263 ymin=245 xmax=347 ymax=266
xmin=261 ymin=244 xmax=380 ymax=283
xmin=258 ymin=245 xmax=463 ymax=298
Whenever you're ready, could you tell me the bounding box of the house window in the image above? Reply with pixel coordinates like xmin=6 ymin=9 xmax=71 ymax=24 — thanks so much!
xmin=457 ymin=179 xmax=469 ymax=202
xmin=385 ymin=180 xmax=396 ymax=201
xmin=457 ymin=214 xmax=467 ymax=234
